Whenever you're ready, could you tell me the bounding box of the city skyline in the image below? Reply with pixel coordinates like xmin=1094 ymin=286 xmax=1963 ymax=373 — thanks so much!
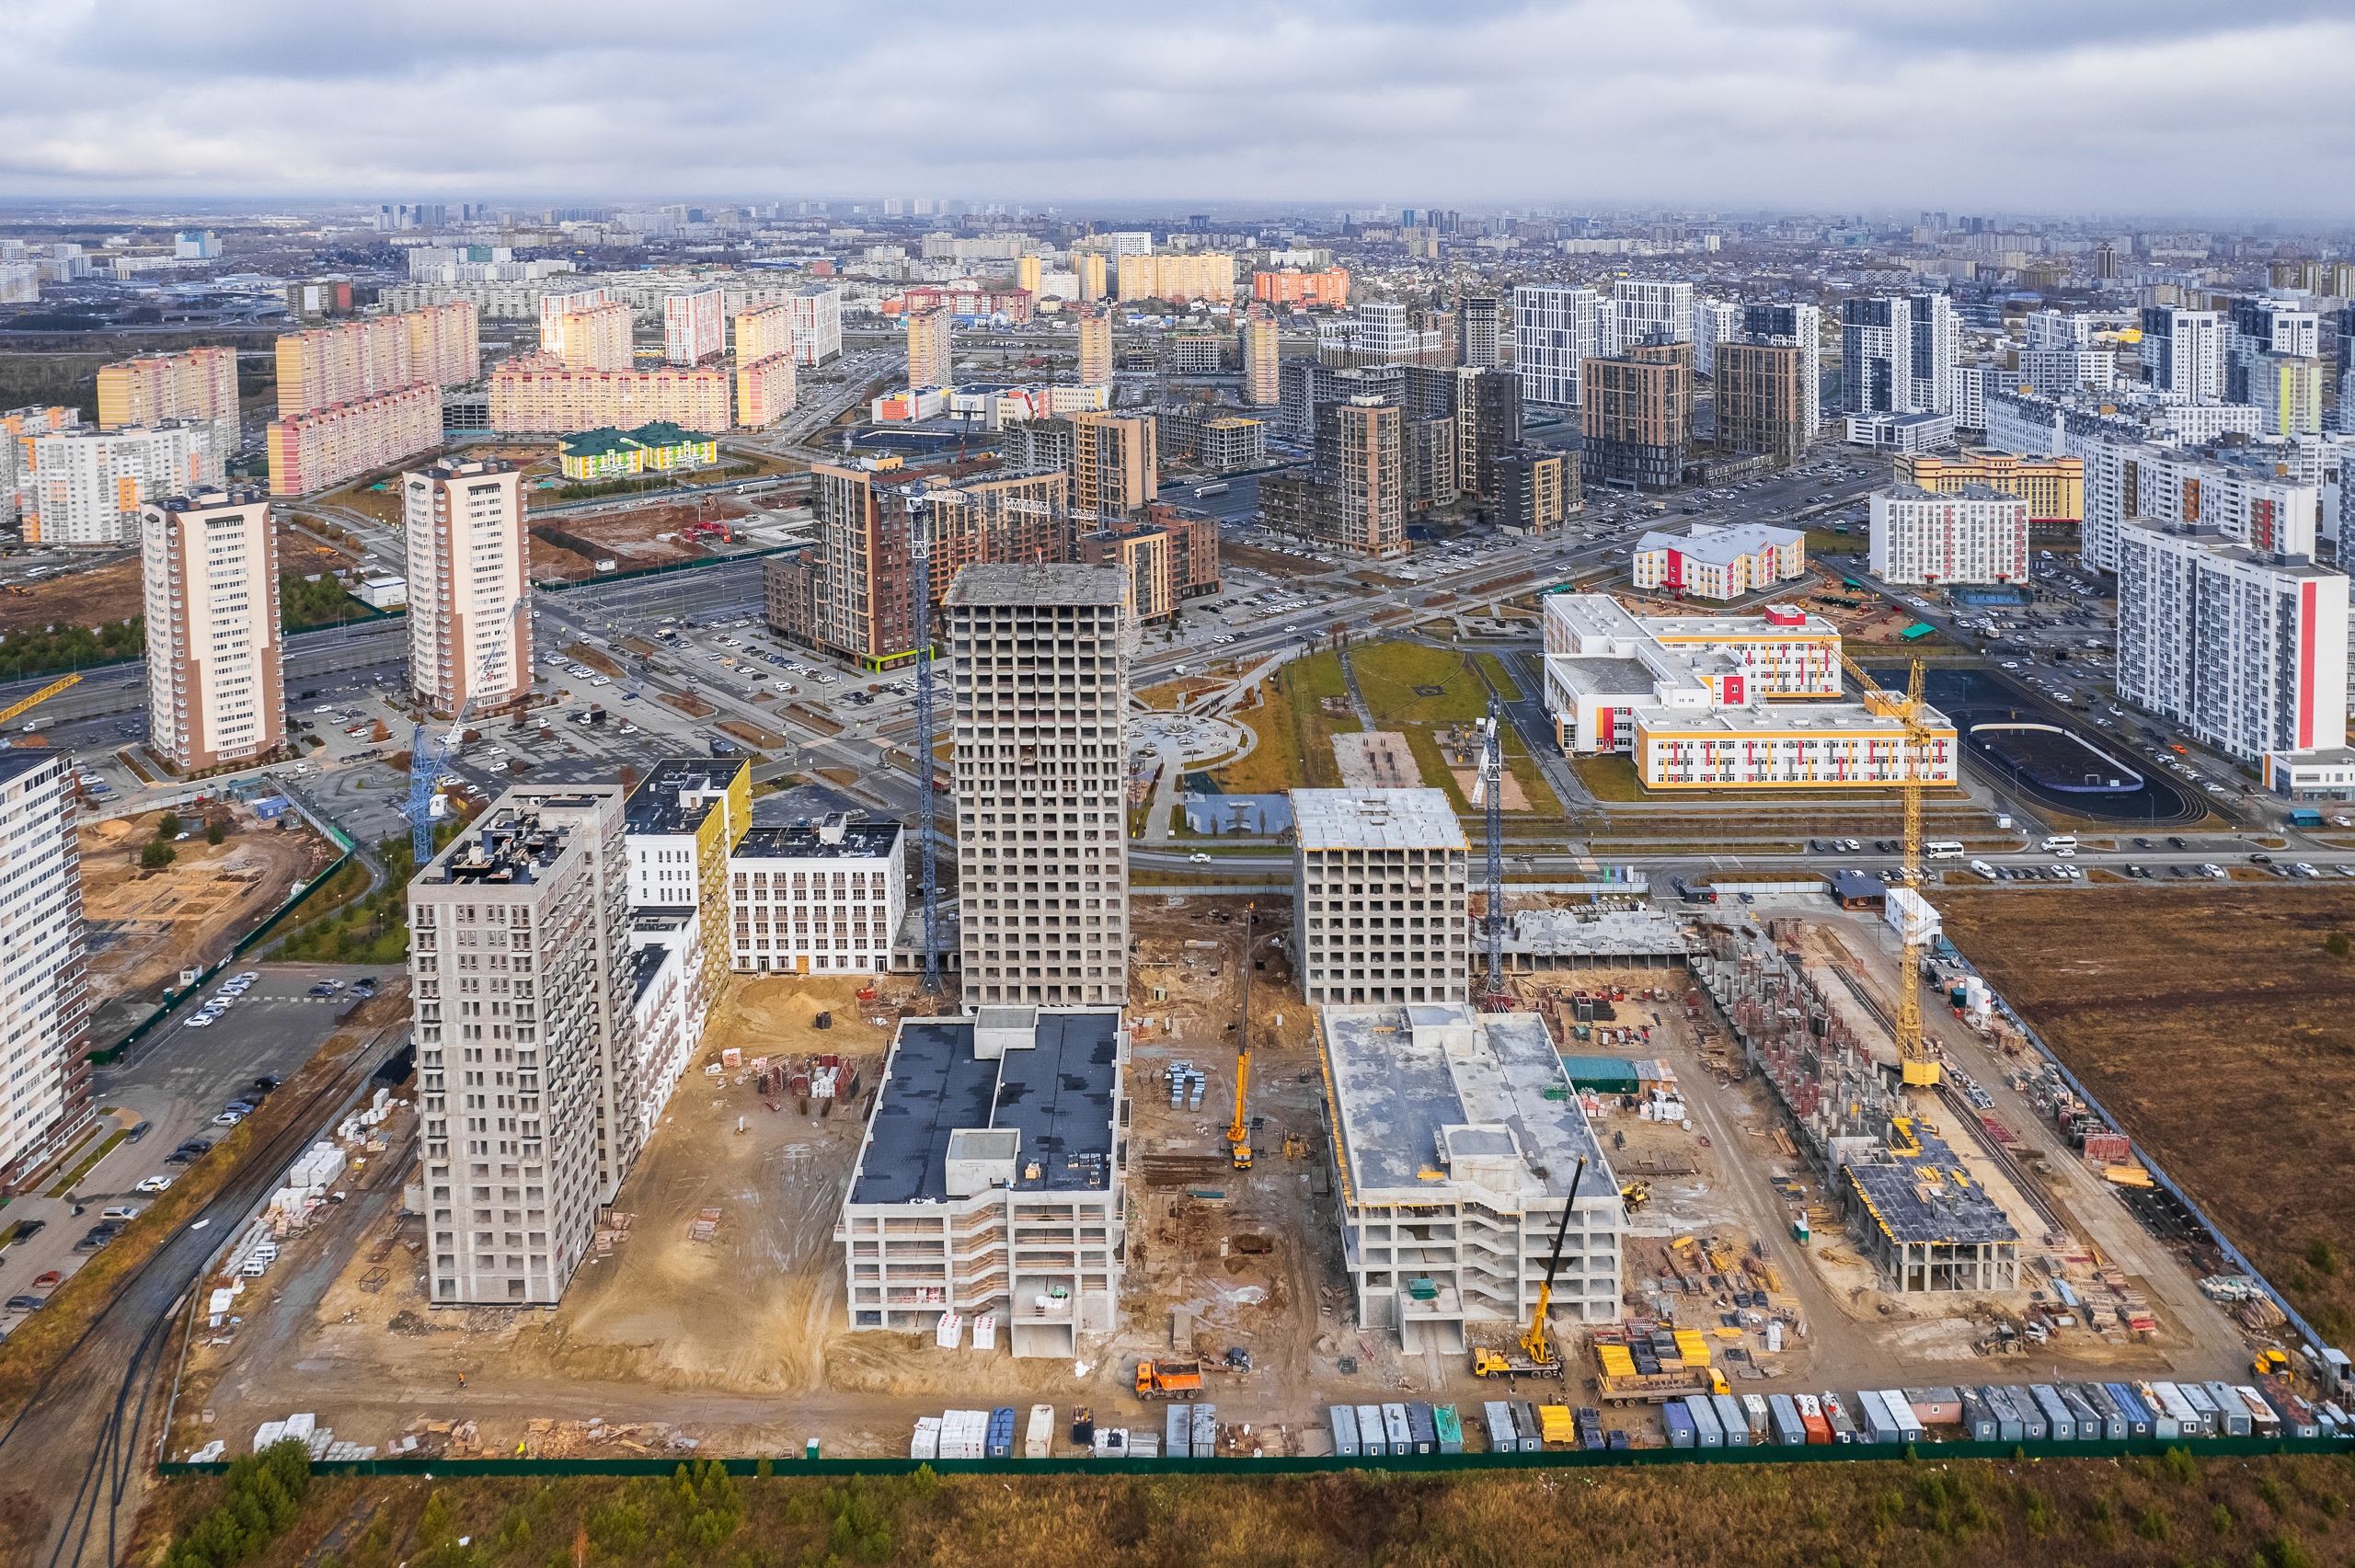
xmin=0 ymin=2 xmax=2350 ymax=212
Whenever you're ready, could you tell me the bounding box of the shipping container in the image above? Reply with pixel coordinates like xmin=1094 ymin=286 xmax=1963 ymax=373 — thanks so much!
xmin=1166 ymin=1404 xmax=1192 ymax=1459
xmin=2059 ymin=1385 xmax=2106 ymax=1440
xmin=1766 ymin=1393 xmax=1807 ymax=1447
xmin=1331 ymin=1403 xmax=1361 ymax=1458
xmin=2200 ymin=1382 xmax=2250 ymax=1437
xmin=1665 ymin=1401 xmax=1696 ymax=1449
xmin=1406 ymin=1402 xmax=1437 ymax=1455
xmin=1517 ymin=1402 xmax=1546 ymax=1454
xmin=2131 ymin=1382 xmax=2179 ymax=1440
xmin=2235 ymin=1386 xmax=2281 ymax=1439
xmin=1025 ymin=1404 xmax=1055 ymax=1459
xmin=1855 ymin=1389 xmax=1899 ymax=1444
xmin=1741 ymin=1393 xmax=1770 ymax=1436
xmin=2005 ymin=1386 xmax=2049 ymax=1441
xmin=1878 ymin=1391 xmax=1925 ymax=1443
xmin=1795 ymin=1393 xmax=1832 ymax=1445
xmin=1357 ymin=1404 xmax=1388 ymax=1457
xmin=2074 ymin=1383 xmax=2127 ymax=1440
xmin=2177 ymin=1381 xmax=2221 ymax=1436
xmin=2103 ymin=1383 xmax=2153 ymax=1439
xmin=1686 ymin=1395 xmax=1725 ymax=1448
xmin=1958 ymin=1388 xmax=1999 ymax=1443
xmin=2151 ymin=1381 xmax=2204 ymax=1436
xmin=1435 ymin=1403 xmax=1465 ymax=1455
xmin=988 ymin=1406 xmax=1017 ymax=1459
xmin=2028 ymin=1385 xmax=2075 ymax=1440
xmin=1906 ymin=1386 xmax=1963 ymax=1427
xmin=1482 ymin=1401 xmax=1514 ymax=1454
xmin=1712 ymin=1393 xmax=1751 ymax=1445
xmin=1383 ymin=1403 xmax=1412 ymax=1453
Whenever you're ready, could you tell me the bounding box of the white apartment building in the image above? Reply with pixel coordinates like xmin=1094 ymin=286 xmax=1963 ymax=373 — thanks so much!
xmin=404 ymin=458 xmax=532 ymax=715
xmin=1323 ymin=1003 xmax=1623 ymax=1352
xmin=2019 ymin=348 xmax=2116 ymax=396
xmin=1948 ymin=364 xmax=1985 ymax=430
xmin=1868 ymin=483 xmax=2030 ymax=585
xmin=1613 ymin=279 xmax=1693 ymax=349
xmin=1515 ymin=284 xmax=1610 ymax=407
xmin=1692 ymin=300 xmax=1740 ymax=375
xmin=1292 ymin=789 xmax=1470 ymax=1007
xmin=773 ymin=284 xmax=843 ymax=365
xmin=838 ymin=1005 xmax=1125 ymax=1356
xmin=948 ymin=564 xmax=1130 ymax=1010
xmin=727 ymin=816 xmax=906 ymax=975
xmin=662 ymin=285 xmax=724 ymax=365
xmin=139 ymin=487 xmax=285 ymax=773
xmin=0 ymin=750 xmax=94 ymax=1192
xmin=2140 ymin=307 xmax=2225 ymax=401
xmin=24 ymin=422 xmax=218 ymax=547
xmin=410 ymin=786 xmax=640 ymax=1305
xmin=2080 ymin=441 xmax=2316 ymax=574
xmin=1841 ymin=292 xmax=1956 ymax=416
xmin=2116 ymin=519 xmax=2348 ymax=761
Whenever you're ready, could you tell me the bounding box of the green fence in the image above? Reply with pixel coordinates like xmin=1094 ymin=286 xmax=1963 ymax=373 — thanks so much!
xmin=155 ymin=1433 xmax=2354 ymax=1480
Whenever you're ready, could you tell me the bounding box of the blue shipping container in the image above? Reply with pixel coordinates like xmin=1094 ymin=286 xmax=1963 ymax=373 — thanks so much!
xmin=1330 ymin=1404 xmax=1360 ymax=1458
xmin=1664 ymin=1402 xmax=1696 ymax=1449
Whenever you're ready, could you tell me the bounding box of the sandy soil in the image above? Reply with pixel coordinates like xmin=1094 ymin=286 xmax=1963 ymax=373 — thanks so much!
xmin=0 ymin=555 xmax=143 ymax=638
xmin=81 ymin=807 xmax=338 ymax=1001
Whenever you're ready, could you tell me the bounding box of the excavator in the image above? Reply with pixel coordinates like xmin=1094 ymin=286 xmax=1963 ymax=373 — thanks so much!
xmin=1471 ymin=1155 xmax=1588 ymax=1379
xmin=1226 ymin=902 xmax=1255 ymax=1172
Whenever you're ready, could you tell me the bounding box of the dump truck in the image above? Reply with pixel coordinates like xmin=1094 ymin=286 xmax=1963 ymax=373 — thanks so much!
xmin=1134 ymin=1358 xmax=1205 ymax=1400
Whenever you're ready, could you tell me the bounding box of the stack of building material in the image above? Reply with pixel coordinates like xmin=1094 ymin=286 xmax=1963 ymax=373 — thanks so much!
xmin=688 ymin=1207 xmax=720 ymax=1242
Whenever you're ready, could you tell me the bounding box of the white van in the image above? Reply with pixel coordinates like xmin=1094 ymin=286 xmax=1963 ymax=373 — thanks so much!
xmin=2039 ymin=835 xmax=2077 ymax=856
xmin=1925 ymin=841 xmax=1965 ymax=860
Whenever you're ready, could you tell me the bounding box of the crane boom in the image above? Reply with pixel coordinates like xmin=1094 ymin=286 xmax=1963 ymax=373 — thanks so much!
xmin=1520 ymin=1154 xmax=1590 ymax=1368
xmin=1479 ymin=698 xmax=1504 ymax=1002
xmin=0 ymin=672 xmax=81 ymax=730
xmin=407 ymin=595 xmax=529 ymax=864
xmin=1227 ymin=902 xmax=1255 ymax=1169
xmin=1838 ymin=650 xmax=1940 ymax=1088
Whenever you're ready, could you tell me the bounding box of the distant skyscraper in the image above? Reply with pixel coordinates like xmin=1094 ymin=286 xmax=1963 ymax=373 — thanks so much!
xmin=1458 ymin=293 xmax=1502 ymax=368
xmin=1241 ymin=308 xmax=1281 ymax=406
xmin=1075 ymin=308 xmax=1112 ymax=386
xmin=906 ymin=306 xmax=952 ymax=392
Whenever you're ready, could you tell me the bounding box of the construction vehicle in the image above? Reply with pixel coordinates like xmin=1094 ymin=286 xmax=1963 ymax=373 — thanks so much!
xmin=1838 ymin=650 xmax=1941 ymax=1088
xmin=1470 ymin=1156 xmax=1589 ymax=1380
xmin=1281 ymin=1128 xmax=1307 ymax=1161
xmin=1227 ymin=902 xmax=1255 ymax=1171
xmin=0 ymin=673 xmax=81 ymax=731
xmin=1620 ymin=1180 xmax=1651 ymax=1213
xmin=1133 ymin=1358 xmax=1204 ymax=1400
xmin=1590 ymin=1332 xmax=1734 ymax=1406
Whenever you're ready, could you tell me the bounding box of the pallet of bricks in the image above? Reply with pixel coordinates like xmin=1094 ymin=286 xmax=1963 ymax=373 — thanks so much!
xmin=594 ymin=1209 xmax=635 ymax=1254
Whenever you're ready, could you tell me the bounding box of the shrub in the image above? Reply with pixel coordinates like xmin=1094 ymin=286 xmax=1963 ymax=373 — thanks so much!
xmin=2326 ymin=931 xmax=2350 ymax=958
xmin=2213 ymin=1504 xmax=2236 ymax=1534
xmin=142 ymin=841 xmax=177 ymax=869
xmin=161 ymin=1441 xmax=311 ymax=1568
xmin=206 ymin=820 xmax=225 ymax=845
xmin=2138 ymin=1505 xmax=2170 ymax=1540
xmin=2306 ymin=1238 xmax=2338 ymax=1276
xmin=2164 ymin=1446 xmax=2199 ymax=1485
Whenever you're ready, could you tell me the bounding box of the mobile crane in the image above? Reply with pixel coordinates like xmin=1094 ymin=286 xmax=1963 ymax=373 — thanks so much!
xmin=1838 ymin=650 xmax=1942 ymax=1088
xmin=1470 ymin=1154 xmax=1589 ymax=1379
xmin=1226 ymin=902 xmax=1255 ymax=1171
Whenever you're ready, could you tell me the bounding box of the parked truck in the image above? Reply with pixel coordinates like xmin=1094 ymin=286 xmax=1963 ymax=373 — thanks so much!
xmin=1593 ymin=1362 xmax=1731 ymax=1406
xmin=1133 ymin=1359 xmax=1205 ymax=1401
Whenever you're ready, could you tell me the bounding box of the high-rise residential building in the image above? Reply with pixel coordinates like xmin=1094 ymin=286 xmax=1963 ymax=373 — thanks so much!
xmin=1741 ymin=303 xmax=1822 ymax=437
xmin=1909 ymin=292 xmax=1959 ymax=413
xmin=1251 ymin=267 xmax=1350 ymax=309
xmin=2076 ymin=440 xmax=2317 ymax=573
xmin=2139 ymin=307 xmax=2225 ymax=402
xmin=1240 ymin=308 xmax=1280 ymax=405
xmin=1074 ymin=308 xmax=1111 ymax=386
xmin=733 ymin=302 xmax=796 ymax=363
xmin=1456 ymin=366 xmax=1523 ymax=501
xmin=1515 ymin=284 xmax=1609 ymax=407
xmin=275 ymin=309 xmax=476 ymax=417
xmin=1712 ymin=339 xmax=1809 ymax=468
xmin=1075 ymin=251 xmax=1106 ymax=303
xmin=1842 ymin=296 xmax=1912 ymax=415
xmin=405 ymin=301 xmax=481 ymax=387
xmin=1691 ymin=300 xmax=1740 ymax=376
xmin=538 ymin=285 xmax=612 ymax=349
xmin=1496 ymin=447 xmax=1577 ymax=535
xmin=906 ymin=306 xmax=952 ymax=393
xmin=0 ymin=750 xmax=94 ymax=1193
xmin=734 ymin=352 xmax=798 ymax=429
xmin=410 ymin=785 xmax=644 ymax=1305
xmin=1613 ymin=280 xmax=1693 ymax=349
xmin=624 ymin=759 xmax=749 ymax=1065
xmin=948 ymin=563 xmax=1132 ymax=1009
xmin=268 ymin=383 xmax=443 ymax=496
xmin=762 ymin=284 xmax=843 ymax=365
xmin=1071 ymin=411 xmax=1156 ymax=521
xmin=96 ymin=346 xmax=239 ymax=460
xmin=1403 ymin=418 xmax=1458 ymax=512
xmin=547 ymin=303 xmax=633 ymax=372
xmin=2225 ymin=296 xmax=2320 ymax=405
xmin=0 ymin=404 xmax=76 ymax=521
xmin=1458 ymin=292 xmax=1502 ymax=368
xmin=662 ymin=286 xmax=725 ymax=366
xmin=1016 ymin=254 xmax=1041 ymax=296
xmin=2248 ymin=355 xmax=2326 ymax=436
xmin=1867 ymin=484 xmax=2030 ymax=585
xmin=1895 ymin=449 xmax=2082 ymax=525
xmin=1322 ymin=397 xmax=1403 ymax=557
xmin=487 ymin=359 xmax=730 ymax=435
xmin=405 ymin=458 xmax=531 ymax=715
xmin=1581 ymin=347 xmax=1688 ymax=489
xmin=2116 ymin=520 xmax=2347 ymax=761
xmin=1291 ymin=789 xmax=1470 ymax=1006
xmin=1114 ymin=252 xmax=1235 ymax=305
xmin=22 ymin=421 xmax=219 ymax=546
xmin=728 ymin=816 xmax=906 ymax=975
xmin=140 ymin=487 xmax=284 ymax=772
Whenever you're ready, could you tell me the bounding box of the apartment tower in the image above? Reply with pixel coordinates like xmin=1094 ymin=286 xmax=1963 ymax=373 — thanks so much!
xmin=907 ymin=307 xmax=952 ymax=392
xmin=1075 ymin=308 xmax=1112 ymax=386
xmin=663 ymin=286 xmax=725 ymax=366
xmin=1241 ymin=308 xmax=1281 ymax=405
xmin=140 ymin=487 xmax=285 ymax=771
xmin=1071 ymin=411 xmax=1157 ymax=521
xmin=1713 ymin=339 xmax=1809 ymax=467
xmin=405 ymin=459 xmax=532 ymax=715
xmin=0 ymin=750 xmax=94 ymax=1192
xmin=96 ymin=346 xmax=239 ymax=460
xmin=948 ymin=563 xmax=1132 ymax=1009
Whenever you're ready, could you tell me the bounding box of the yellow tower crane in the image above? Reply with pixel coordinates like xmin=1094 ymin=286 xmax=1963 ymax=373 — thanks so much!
xmin=1839 ymin=651 xmax=1942 ymax=1088
xmin=1227 ymin=902 xmax=1256 ymax=1171
xmin=0 ymin=673 xmax=81 ymax=731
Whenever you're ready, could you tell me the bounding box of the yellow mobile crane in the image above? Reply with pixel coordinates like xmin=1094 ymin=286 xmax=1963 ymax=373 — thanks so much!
xmin=0 ymin=672 xmax=81 ymax=732
xmin=1839 ymin=651 xmax=1941 ymax=1088
xmin=1227 ymin=902 xmax=1255 ymax=1171
xmin=1471 ymin=1155 xmax=1590 ymax=1379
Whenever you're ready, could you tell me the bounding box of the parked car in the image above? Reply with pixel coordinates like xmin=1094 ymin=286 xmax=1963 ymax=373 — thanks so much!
xmin=5 ymin=1296 xmax=44 ymax=1313
xmin=134 ymin=1175 xmax=173 ymax=1194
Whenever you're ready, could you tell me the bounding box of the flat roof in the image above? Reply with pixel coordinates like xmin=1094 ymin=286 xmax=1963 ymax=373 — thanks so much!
xmin=944 ymin=562 xmax=1125 ymax=608
xmin=1645 ymin=611 xmax=1838 ymax=638
xmin=1548 ymin=655 xmax=1666 ymax=699
xmin=851 ymin=1009 xmax=1120 ymax=1206
xmin=624 ymin=758 xmax=741 ymax=837
xmin=1292 ymin=788 xmax=1465 ymax=851
xmin=735 ymin=821 xmax=902 ymax=861
xmin=1847 ymin=1120 xmax=2021 ymax=1246
xmin=1634 ymin=700 xmax=1957 ymax=738
xmin=1323 ymin=1002 xmax=1614 ymax=1209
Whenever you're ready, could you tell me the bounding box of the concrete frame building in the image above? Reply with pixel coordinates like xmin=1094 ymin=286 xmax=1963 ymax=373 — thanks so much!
xmin=623 ymin=758 xmax=750 ymax=1031
xmin=2140 ymin=306 xmax=2225 ymax=402
xmin=267 ymin=383 xmax=443 ymax=496
xmin=948 ymin=563 xmax=1131 ymax=1010
xmin=405 ymin=458 xmax=531 ymax=715
xmin=1846 ymin=1118 xmax=2020 ymax=1294
xmin=1692 ymin=299 xmax=1740 ymax=376
xmin=487 ymin=358 xmax=730 ymax=437
xmin=1868 ymin=483 xmax=2031 ymax=585
xmin=1515 ymin=284 xmax=1608 ymax=407
xmin=1712 ymin=339 xmax=1809 ymax=468
xmin=727 ymin=815 xmax=906 ymax=975
xmin=2116 ymin=520 xmax=2348 ymax=761
xmin=734 ymin=352 xmax=798 ymax=429
xmin=1240 ymin=309 xmax=1281 ymax=405
xmin=1632 ymin=521 xmax=1806 ymax=601
xmin=1496 ymin=447 xmax=1576 ymax=536
xmin=2079 ymin=441 xmax=2317 ymax=574
xmin=1322 ymin=1002 xmax=1623 ymax=1352
xmin=1895 ymin=449 xmax=2082 ymax=524
xmin=1613 ymin=279 xmax=1693 ymax=349
xmin=837 ymin=1005 xmax=1125 ymax=1356
xmin=1581 ymin=348 xmax=1688 ymax=489
xmin=1292 ymin=789 xmax=1470 ymax=1006
xmin=1458 ymin=292 xmax=1502 ymax=368
xmin=411 ymin=786 xmax=639 ymax=1305
xmin=96 ymin=346 xmax=239 ymax=462
xmin=1074 ymin=308 xmax=1112 ymax=388
xmin=139 ymin=487 xmax=284 ymax=773
xmin=1071 ymin=411 xmax=1157 ymax=521
xmin=0 ymin=750 xmax=95 ymax=1194
xmin=732 ymin=302 xmax=796 ymax=363
xmin=777 ymin=284 xmax=844 ymax=364
xmin=1742 ymin=303 xmax=1823 ymax=438
xmin=662 ymin=286 xmax=725 ymax=366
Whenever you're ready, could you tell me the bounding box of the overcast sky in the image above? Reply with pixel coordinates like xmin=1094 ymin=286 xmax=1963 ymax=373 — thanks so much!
xmin=3 ymin=0 xmax=2350 ymax=217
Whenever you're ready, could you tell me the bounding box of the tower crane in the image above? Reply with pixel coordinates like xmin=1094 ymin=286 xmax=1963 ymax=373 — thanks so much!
xmin=1226 ymin=902 xmax=1255 ymax=1171
xmin=0 ymin=672 xmax=81 ymax=731
xmin=1839 ymin=650 xmax=1941 ymax=1088
xmin=1474 ymin=697 xmax=1506 ymax=1004
xmin=903 ymin=481 xmax=945 ymax=996
xmin=405 ymin=595 xmax=528 ymax=864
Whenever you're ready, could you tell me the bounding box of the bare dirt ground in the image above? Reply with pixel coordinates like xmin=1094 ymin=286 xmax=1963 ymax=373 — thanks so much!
xmin=551 ymin=499 xmax=758 ymax=569
xmin=1937 ymin=885 xmax=2355 ymax=1345
xmin=81 ymin=807 xmax=338 ymax=1001
xmin=1223 ymin=543 xmax=1327 ymax=578
xmin=0 ymin=555 xmax=142 ymax=637
xmin=279 ymin=521 xmax=362 ymax=578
